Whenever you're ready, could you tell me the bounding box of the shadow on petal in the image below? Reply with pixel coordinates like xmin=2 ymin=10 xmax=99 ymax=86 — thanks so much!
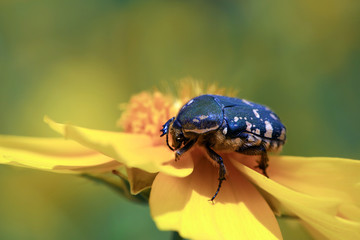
xmin=161 ymin=152 xmax=194 ymax=178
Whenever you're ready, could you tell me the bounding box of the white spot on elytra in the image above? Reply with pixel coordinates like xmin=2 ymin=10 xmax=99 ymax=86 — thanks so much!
xmin=253 ymin=109 xmax=260 ymax=118
xmin=279 ymin=128 xmax=286 ymax=141
xmin=199 ymin=115 xmax=208 ymax=120
xmin=255 ymin=128 xmax=260 ymax=135
xmin=264 ymin=121 xmax=273 ymax=138
xmin=185 ymin=125 xmax=218 ymax=134
xmin=193 ymin=119 xmax=200 ymax=123
xmin=245 ymin=121 xmax=252 ymax=132
xmin=242 ymin=99 xmax=254 ymax=106
xmin=234 ymin=116 xmax=239 ymax=122
xmin=270 ymin=113 xmax=278 ymax=120
xmin=223 ymin=127 xmax=228 ymax=135
xmin=239 ymin=117 xmax=243 ymax=120
xmin=244 ymin=117 xmax=247 ymax=120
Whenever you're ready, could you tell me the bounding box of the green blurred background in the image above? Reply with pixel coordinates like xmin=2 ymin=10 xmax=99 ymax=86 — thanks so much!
xmin=0 ymin=0 xmax=359 ymax=239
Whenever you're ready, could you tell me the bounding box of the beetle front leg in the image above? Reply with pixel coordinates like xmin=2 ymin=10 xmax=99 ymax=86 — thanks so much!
xmin=175 ymin=139 xmax=197 ymax=161
xmin=205 ymin=146 xmax=226 ymax=202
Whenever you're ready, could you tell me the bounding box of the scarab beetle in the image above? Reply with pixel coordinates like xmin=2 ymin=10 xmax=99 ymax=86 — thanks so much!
xmin=160 ymin=94 xmax=286 ymax=201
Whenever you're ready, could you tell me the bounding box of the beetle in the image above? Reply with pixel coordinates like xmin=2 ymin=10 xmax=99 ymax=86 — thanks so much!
xmin=160 ymin=94 xmax=286 ymax=201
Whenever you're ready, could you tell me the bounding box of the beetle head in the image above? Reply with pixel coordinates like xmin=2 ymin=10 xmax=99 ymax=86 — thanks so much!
xmin=160 ymin=117 xmax=186 ymax=151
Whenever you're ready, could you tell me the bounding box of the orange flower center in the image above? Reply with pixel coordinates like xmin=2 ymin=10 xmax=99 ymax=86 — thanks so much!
xmin=117 ymin=91 xmax=181 ymax=145
xmin=117 ymin=79 xmax=236 ymax=146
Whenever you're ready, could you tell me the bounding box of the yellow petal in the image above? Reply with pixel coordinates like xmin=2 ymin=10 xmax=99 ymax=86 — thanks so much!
xmin=44 ymin=116 xmax=193 ymax=177
xmin=268 ymin=156 xmax=360 ymax=205
xmin=150 ymin=154 xmax=282 ymax=240
xmin=232 ymin=159 xmax=360 ymax=240
xmin=0 ymin=135 xmax=119 ymax=173
xmin=268 ymin=156 xmax=360 ymax=224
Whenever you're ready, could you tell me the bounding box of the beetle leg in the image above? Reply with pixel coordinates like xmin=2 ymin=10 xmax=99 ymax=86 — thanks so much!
xmin=175 ymin=138 xmax=197 ymax=161
xmin=205 ymin=146 xmax=226 ymax=202
xmin=256 ymin=150 xmax=269 ymax=178
xmin=237 ymin=144 xmax=269 ymax=178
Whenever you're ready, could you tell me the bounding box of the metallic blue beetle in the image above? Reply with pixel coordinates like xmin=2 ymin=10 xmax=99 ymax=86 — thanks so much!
xmin=160 ymin=94 xmax=286 ymax=201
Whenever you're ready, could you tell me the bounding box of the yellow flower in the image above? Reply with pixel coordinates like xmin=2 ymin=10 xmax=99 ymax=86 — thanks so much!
xmin=1 ymin=81 xmax=360 ymax=240
xmin=0 ymin=135 xmax=120 ymax=173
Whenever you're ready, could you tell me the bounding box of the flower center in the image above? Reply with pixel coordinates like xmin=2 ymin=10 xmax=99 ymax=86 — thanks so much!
xmin=117 ymin=91 xmax=181 ymax=145
xmin=117 ymin=79 xmax=236 ymax=146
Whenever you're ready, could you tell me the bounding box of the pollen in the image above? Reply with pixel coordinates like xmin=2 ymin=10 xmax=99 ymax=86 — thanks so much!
xmin=117 ymin=91 xmax=178 ymax=142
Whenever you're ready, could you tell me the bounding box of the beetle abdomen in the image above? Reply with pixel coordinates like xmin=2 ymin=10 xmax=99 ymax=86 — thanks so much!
xmin=214 ymin=95 xmax=286 ymax=142
xmin=209 ymin=128 xmax=284 ymax=153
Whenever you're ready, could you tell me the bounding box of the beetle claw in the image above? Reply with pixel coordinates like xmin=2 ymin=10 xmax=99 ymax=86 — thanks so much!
xmin=210 ymin=176 xmax=225 ymax=202
xmin=255 ymin=160 xmax=269 ymax=178
xmin=175 ymin=152 xmax=181 ymax=162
